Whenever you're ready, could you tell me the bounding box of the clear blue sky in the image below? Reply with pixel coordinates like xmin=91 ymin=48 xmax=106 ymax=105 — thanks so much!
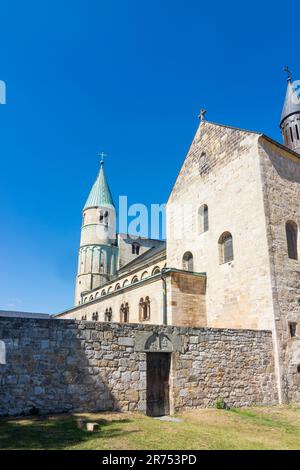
xmin=0 ymin=0 xmax=298 ymax=314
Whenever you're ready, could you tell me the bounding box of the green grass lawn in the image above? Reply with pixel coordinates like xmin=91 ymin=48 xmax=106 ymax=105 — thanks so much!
xmin=0 ymin=405 xmax=300 ymax=450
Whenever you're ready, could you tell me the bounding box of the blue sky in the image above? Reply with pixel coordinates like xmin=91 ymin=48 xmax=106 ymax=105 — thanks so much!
xmin=0 ymin=0 xmax=298 ymax=314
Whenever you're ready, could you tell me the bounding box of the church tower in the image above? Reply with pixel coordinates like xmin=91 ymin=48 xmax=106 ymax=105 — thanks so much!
xmin=280 ymin=68 xmax=300 ymax=154
xmin=75 ymin=158 xmax=118 ymax=305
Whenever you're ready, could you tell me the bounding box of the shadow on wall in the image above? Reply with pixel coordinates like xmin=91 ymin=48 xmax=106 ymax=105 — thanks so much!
xmin=260 ymin=140 xmax=300 ymax=184
xmin=0 ymin=319 xmax=120 ymax=417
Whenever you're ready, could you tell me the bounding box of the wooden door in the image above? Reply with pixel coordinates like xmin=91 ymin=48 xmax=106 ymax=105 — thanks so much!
xmin=146 ymin=353 xmax=170 ymax=417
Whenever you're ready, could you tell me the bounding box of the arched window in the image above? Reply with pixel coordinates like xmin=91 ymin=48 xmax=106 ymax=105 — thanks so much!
xmin=101 ymin=289 xmax=106 ymax=296
xmin=132 ymin=242 xmax=140 ymax=255
xmin=198 ymin=204 xmax=209 ymax=234
xmin=120 ymin=303 xmax=129 ymax=322
xmin=81 ymin=314 xmax=87 ymax=320
xmin=141 ymin=271 xmax=148 ymax=279
xmin=115 ymin=283 xmax=121 ymax=290
xmin=92 ymin=312 xmax=98 ymax=321
xmin=0 ymin=340 xmax=6 ymax=365
xmin=84 ymin=297 xmax=88 ymax=303
xmin=152 ymin=266 xmax=161 ymax=275
xmin=132 ymin=276 xmax=139 ymax=284
xmin=100 ymin=250 xmax=106 ymax=273
xmin=286 ymin=221 xmax=298 ymax=260
xmin=139 ymin=297 xmax=151 ymax=321
xmin=89 ymin=295 xmax=94 ymax=301
xmin=182 ymin=251 xmax=194 ymax=271
xmin=104 ymin=307 xmax=112 ymax=322
xmin=122 ymin=279 xmax=129 ymax=287
xmin=145 ymin=296 xmax=150 ymax=320
xmin=219 ymin=232 xmax=234 ymax=264
xmin=100 ymin=209 xmax=109 ymax=225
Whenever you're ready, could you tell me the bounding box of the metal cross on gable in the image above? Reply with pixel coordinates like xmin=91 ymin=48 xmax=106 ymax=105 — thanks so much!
xmin=198 ymin=108 xmax=207 ymax=121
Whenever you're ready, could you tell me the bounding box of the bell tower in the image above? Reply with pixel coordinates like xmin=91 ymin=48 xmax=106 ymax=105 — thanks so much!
xmin=280 ymin=67 xmax=300 ymax=154
xmin=75 ymin=157 xmax=118 ymax=305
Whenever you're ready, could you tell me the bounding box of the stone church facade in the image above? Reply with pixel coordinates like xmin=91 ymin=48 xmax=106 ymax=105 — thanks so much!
xmin=53 ymin=76 xmax=300 ymax=405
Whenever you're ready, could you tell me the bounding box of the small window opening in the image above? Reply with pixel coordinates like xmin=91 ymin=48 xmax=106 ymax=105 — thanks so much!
xmin=100 ymin=210 xmax=109 ymax=225
xmin=92 ymin=312 xmax=99 ymax=321
xmin=286 ymin=221 xmax=298 ymax=260
xmin=132 ymin=243 xmax=140 ymax=255
xmin=105 ymin=307 xmax=112 ymax=322
xmin=289 ymin=322 xmax=297 ymax=338
xmin=182 ymin=251 xmax=194 ymax=271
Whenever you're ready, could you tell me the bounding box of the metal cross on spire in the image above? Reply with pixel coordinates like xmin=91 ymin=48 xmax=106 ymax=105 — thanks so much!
xmin=99 ymin=151 xmax=108 ymax=165
xmin=283 ymin=66 xmax=292 ymax=82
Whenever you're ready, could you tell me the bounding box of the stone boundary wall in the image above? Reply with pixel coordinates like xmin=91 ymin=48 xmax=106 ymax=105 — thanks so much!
xmin=0 ymin=318 xmax=278 ymax=416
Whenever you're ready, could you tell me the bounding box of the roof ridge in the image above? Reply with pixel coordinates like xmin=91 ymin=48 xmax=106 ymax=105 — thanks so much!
xmin=202 ymin=119 xmax=262 ymax=135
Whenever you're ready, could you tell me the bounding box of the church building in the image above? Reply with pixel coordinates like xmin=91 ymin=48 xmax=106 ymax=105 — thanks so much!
xmin=56 ymin=73 xmax=300 ymax=403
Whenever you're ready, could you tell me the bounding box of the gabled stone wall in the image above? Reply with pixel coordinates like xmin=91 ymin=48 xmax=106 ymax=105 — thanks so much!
xmin=0 ymin=318 xmax=278 ymax=416
xmin=167 ymin=122 xmax=274 ymax=332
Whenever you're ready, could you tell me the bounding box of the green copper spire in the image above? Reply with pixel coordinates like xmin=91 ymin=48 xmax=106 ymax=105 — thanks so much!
xmin=84 ymin=161 xmax=115 ymax=210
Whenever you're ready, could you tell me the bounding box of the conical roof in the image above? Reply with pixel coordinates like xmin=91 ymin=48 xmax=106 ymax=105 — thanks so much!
xmin=84 ymin=161 xmax=115 ymax=210
xmin=280 ymin=79 xmax=300 ymax=126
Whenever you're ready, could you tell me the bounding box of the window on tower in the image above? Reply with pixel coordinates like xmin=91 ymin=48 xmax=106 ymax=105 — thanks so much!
xmin=100 ymin=210 xmax=109 ymax=225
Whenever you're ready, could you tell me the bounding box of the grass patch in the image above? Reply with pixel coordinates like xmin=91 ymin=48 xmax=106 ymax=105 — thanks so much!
xmin=0 ymin=405 xmax=299 ymax=450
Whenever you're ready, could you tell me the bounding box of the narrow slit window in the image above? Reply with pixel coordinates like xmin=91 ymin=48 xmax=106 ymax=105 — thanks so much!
xmin=286 ymin=221 xmax=298 ymax=260
xmin=289 ymin=322 xmax=297 ymax=338
xmin=198 ymin=204 xmax=209 ymax=234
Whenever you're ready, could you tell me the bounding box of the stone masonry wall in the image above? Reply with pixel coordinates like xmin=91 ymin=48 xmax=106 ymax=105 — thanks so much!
xmin=0 ymin=318 xmax=278 ymax=416
xmin=259 ymin=138 xmax=300 ymax=403
xmin=167 ymin=272 xmax=207 ymax=328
